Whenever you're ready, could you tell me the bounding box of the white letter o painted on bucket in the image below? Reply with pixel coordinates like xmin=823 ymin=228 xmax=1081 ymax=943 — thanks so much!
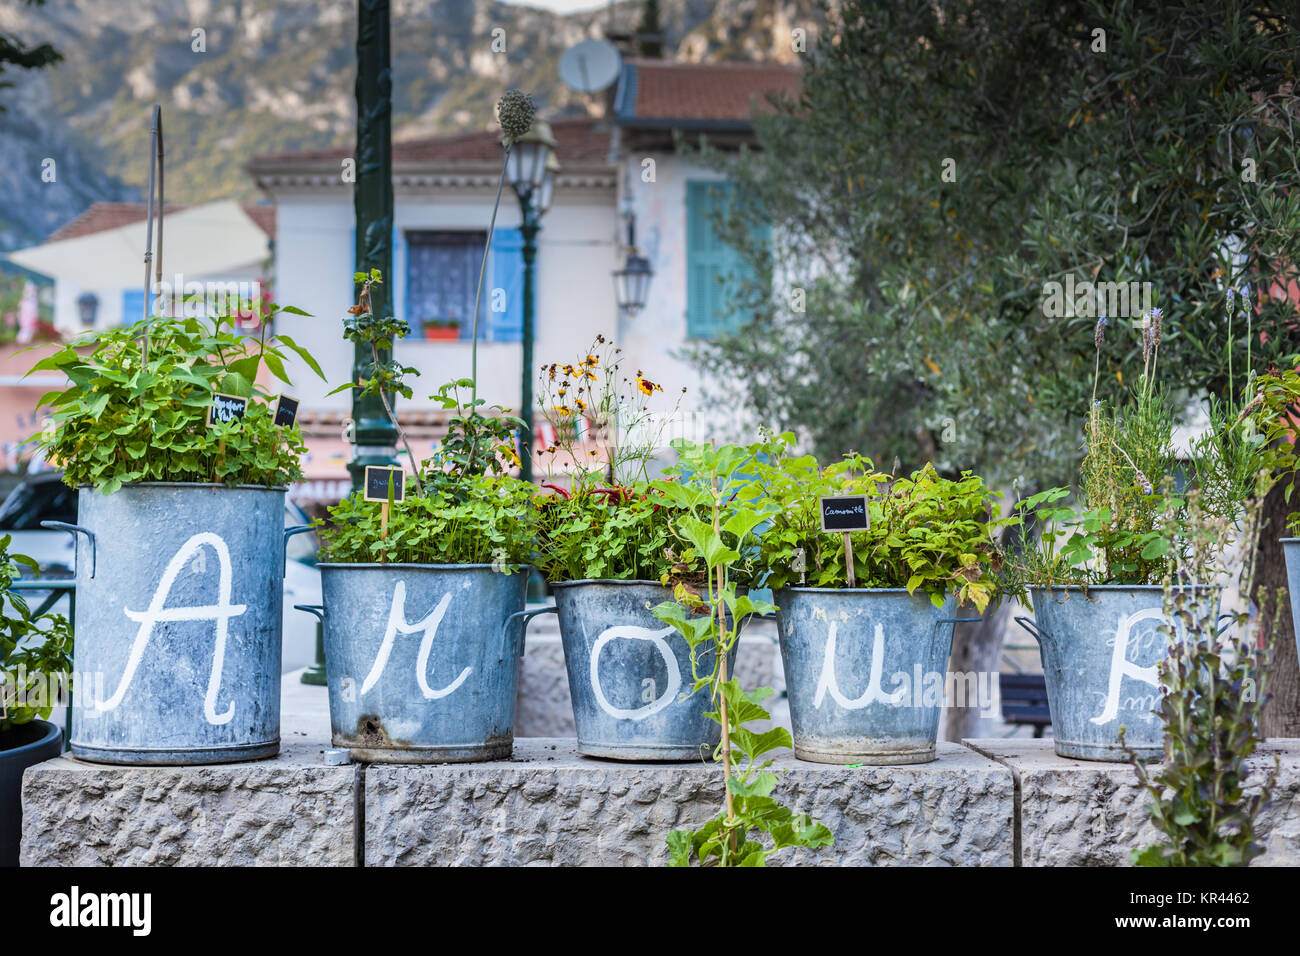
xmin=589 ymin=625 xmax=681 ymax=721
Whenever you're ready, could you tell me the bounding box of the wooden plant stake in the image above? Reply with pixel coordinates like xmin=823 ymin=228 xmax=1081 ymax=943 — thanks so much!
xmin=820 ymin=494 xmax=870 ymax=588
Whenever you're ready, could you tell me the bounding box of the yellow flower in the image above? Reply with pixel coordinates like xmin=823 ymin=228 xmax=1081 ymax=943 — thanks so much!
xmin=553 ymin=406 xmax=572 ymax=417
xmin=636 ymin=376 xmax=661 ymax=396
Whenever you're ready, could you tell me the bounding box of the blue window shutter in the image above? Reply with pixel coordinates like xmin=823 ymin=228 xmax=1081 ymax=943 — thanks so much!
xmin=686 ymin=181 xmax=733 ymax=339
xmin=490 ymin=227 xmax=524 ymax=343
xmin=122 ymin=289 xmax=145 ymax=326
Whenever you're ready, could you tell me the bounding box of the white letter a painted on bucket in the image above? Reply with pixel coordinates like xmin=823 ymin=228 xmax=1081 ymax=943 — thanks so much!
xmin=110 ymin=533 xmax=247 ymax=725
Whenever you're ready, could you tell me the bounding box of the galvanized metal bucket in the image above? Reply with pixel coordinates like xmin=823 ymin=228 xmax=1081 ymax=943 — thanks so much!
xmin=776 ymin=588 xmax=971 ymax=765
xmin=551 ymin=580 xmax=741 ymax=761
xmin=306 ymin=564 xmax=527 ymax=763
xmin=1283 ymin=540 xmax=1300 ymax=665
xmin=1018 ymin=585 xmax=1222 ymax=762
xmin=62 ymin=483 xmax=292 ymax=765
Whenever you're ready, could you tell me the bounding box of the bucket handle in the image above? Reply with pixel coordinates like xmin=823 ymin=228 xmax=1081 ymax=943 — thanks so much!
xmin=41 ymin=521 xmax=96 ymax=578
xmin=284 ymin=525 xmax=314 ymax=575
xmin=1014 ymin=615 xmax=1046 ymax=641
xmin=294 ymin=603 xmax=326 ymax=622
xmin=934 ymin=614 xmax=983 ymax=636
xmin=503 ymin=605 xmax=557 ymax=657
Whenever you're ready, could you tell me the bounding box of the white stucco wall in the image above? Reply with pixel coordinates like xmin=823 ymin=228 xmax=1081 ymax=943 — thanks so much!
xmin=618 ymin=151 xmax=755 ymax=444
xmin=268 ymin=187 xmax=620 ymax=416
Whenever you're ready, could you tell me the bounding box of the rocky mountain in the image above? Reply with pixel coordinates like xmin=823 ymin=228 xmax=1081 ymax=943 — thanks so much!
xmin=0 ymin=0 xmax=821 ymax=251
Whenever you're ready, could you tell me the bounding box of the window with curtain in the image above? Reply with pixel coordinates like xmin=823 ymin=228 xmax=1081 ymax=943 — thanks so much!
xmin=405 ymin=230 xmax=488 ymax=340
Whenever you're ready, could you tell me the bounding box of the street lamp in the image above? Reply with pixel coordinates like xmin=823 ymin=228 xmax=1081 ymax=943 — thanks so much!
xmin=613 ymin=205 xmax=653 ymax=315
xmin=504 ymin=120 xmax=556 ymax=485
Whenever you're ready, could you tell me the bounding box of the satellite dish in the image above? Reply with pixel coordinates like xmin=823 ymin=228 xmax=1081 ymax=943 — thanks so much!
xmin=559 ymin=38 xmax=622 ymax=95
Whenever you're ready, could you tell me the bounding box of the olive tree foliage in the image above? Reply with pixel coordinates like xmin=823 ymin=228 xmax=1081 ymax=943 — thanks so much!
xmin=688 ymin=0 xmax=1300 ymax=489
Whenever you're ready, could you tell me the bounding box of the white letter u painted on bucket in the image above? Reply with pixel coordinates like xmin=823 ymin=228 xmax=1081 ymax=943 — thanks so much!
xmin=813 ymin=622 xmax=905 ymax=710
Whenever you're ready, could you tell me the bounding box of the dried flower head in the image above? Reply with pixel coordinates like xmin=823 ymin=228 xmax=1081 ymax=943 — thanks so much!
xmin=1150 ymin=306 xmax=1163 ymax=348
xmin=497 ymin=89 xmax=536 ymax=143
xmin=1094 ymin=315 xmax=1108 ymax=350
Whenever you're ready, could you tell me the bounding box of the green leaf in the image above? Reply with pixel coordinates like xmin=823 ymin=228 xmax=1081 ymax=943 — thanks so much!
xmin=276 ymin=334 xmax=326 ymax=379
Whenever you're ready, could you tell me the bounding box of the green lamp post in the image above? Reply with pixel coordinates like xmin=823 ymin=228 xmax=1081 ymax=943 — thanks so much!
xmin=504 ymin=121 xmax=557 ymax=485
xmin=305 ymin=0 xmax=398 ymax=687
xmin=349 ymin=0 xmax=399 ymax=491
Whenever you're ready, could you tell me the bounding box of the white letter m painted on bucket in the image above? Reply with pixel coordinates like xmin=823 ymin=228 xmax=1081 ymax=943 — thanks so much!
xmin=1091 ymin=607 xmax=1162 ymax=725
xmin=102 ymin=533 xmax=247 ymax=725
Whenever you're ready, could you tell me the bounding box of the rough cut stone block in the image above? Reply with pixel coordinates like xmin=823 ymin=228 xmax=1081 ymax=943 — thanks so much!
xmin=516 ymin=620 xmax=783 ymax=738
xmin=364 ymin=738 xmax=1013 ymax=866
xmin=21 ymin=708 xmax=356 ymax=867
xmin=965 ymin=738 xmax=1300 ymax=867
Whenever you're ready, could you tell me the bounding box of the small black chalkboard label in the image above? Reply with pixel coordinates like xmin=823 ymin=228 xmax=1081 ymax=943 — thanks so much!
xmin=819 ymin=495 xmax=870 ymax=532
xmin=363 ymin=465 xmax=405 ymax=503
xmin=272 ymin=394 xmax=300 ymax=428
xmin=207 ymin=392 xmax=249 ymax=427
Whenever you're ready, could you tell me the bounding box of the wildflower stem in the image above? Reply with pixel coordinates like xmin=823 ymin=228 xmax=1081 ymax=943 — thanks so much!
xmin=469 ymin=144 xmax=512 ymax=408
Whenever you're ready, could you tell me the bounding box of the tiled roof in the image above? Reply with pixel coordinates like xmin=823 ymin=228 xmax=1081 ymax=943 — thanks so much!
xmin=250 ymin=117 xmax=614 ymax=169
xmin=47 ymin=202 xmax=276 ymax=243
xmin=616 ymin=59 xmax=800 ymax=126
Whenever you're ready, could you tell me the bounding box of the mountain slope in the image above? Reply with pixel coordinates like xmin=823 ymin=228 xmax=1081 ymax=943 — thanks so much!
xmin=0 ymin=0 xmax=823 ymax=249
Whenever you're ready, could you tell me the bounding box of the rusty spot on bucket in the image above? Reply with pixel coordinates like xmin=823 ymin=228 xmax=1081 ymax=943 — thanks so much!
xmin=356 ymin=715 xmax=393 ymax=748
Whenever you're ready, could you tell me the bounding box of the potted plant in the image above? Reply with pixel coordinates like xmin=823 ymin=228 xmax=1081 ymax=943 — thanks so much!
xmin=1009 ymin=307 xmax=1272 ymax=762
xmin=311 ymin=464 xmax=535 ymax=763
xmin=0 ymin=536 xmax=72 ymax=866
xmin=27 ymin=299 xmax=324 ymax=765
xmin=304 ymin=267 xmax=535 ymax=762
xmin=421 ymin=318 xmax=461 ymax=342
xmin=749 ymin=433 xmax=1002 ymax=765
xmin=533 ymin=336 xmax=752 ymax=760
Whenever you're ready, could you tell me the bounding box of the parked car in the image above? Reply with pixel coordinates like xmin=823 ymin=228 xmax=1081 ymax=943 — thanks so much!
xmin=0 ymin=473 xmax=322 ymax=673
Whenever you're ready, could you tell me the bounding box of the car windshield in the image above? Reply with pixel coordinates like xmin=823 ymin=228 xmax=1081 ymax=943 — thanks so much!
xmin=0 ymin=480 xmax=77 ymax=530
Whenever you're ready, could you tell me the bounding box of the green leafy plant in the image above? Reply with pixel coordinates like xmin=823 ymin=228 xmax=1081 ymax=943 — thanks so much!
xmin=749 ymin=432 xmax=1005 ymax=612
xmin=1126 ymin=485 xmax=1279 ymax=866
xmin=534 ymin=483 xmax=683 ymax=583
xmin=1007 ymin=307 xmax=1286 ymax=591
xmin=422 ymin=377 xmax=523 ymax=493
xmin=651 ymin=439 xmax=833 ymax=866
xmin=335 ymin=269 xmax=425 ymax=494
xmin=0 ymin=535 xmax=72 ymax=732
xmin=318 ymin=472 xmax=535 ymax=567
xmin=29 ymin=301 xmax=323 ymax=494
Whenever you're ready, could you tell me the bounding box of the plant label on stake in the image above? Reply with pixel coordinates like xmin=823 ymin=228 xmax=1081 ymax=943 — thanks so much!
xmin=271 ymin=394 xmax=300 ymax=428
xmin=820 ymin=495 xmax=869 ymax=588
xmin=364 ymin=466 xmax=405 ymax=545
xmin=206 ymin=393 xmax=248 ymax=427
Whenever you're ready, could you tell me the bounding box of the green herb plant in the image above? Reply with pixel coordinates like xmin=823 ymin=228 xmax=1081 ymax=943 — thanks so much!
xmin=651 ymin=439 xmax=833 ymax=866
xmin=29 ymin=299 xmax=323 ymax=494
xmin=0 ymin=536 xmax=72 ymax=732
xmin=1007 ymin=306 xmax=1284 ymax=591
xmin=1125 ymin=484 xmax=1279 ymax=866
xmin=751 ymin=432 xmax=1004 ymax=612
xmin=319 ymin=472 xmax=535 ymax=568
